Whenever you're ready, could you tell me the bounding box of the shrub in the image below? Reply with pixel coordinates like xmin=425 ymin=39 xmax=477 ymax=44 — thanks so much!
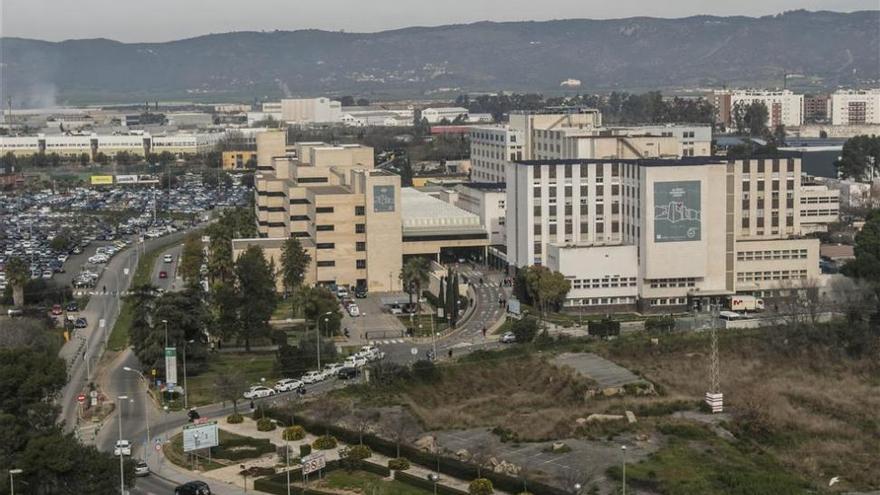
xmin=388 ymin=457 xmax=411 ymax=471
xmin=588 ymin=318 xmax=620 ymax=338
xmin=227 ymin=413 xmax=244 ymax=424
xmin=412 ymin=359 xmax=438 ymax=382
xmin=257 ymin=418 xmax=277 ymax=431
xmin=283 ymin=425 xmax=306 ymax=441
xmin=340 ymin=444 xmax=372 ymax=470
xmin=252 ymin=406 xmax=266 ymax=420
xmin=511 ymin=318 xmax=538 ymax=343
xmin=469 ymin=478 xmax=494 ymax=495
xmin=312 ymin=435 xmax=337 ymax=450
xmin=300 ymin=443 xmax=312 ymax=457
xmin=645 ymin=316 xmax=675 ymax=333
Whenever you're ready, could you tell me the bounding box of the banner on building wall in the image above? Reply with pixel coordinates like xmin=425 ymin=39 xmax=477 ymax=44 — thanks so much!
xmin=653 ymin=181 xmax=701 ymax=243
xmin=373 ymin=185 xmax=395 ymax=212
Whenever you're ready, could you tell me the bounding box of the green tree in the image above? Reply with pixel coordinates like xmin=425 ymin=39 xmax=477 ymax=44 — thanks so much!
xmin=842 ymin=209 xmax=880 ymax=295
xmin=205 ymin=224 xmax=234 ymax=285
xmin=301 ymin=286 xmax=343 ymax=335
xmin=5 ymin=256 xmax=29 ymax=307
xmin=78 ymin=152 xmax=89 ymax=166
xmin=742 ymin=101 xmax=770 ymax=137
xmin=280 ymin=237 xmax=311 ymax=294
xmin=511 ymin=317 xmax=538 ymax=343
xmin=275 ymin=332 xmax=338 ymax=377
xmin=836 ymin=135 xmax=880 ymax=181
xmin=400 ymin=257 xmax=431 ymax=308
xmin=523 ymin=265 xmax=571 ymax=321
xmin=234 ymin=245 xmax=277 ymax=351
xmin=214 ymin=370 xmax=247 ymax=414
xmin=178 ymin=234 xmax=205 ymax=286
xmin=95 ymin=152 xmax=109 ymax=165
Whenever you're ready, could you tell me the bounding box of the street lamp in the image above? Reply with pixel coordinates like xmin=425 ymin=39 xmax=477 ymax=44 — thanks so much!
xmin=117 ymin=395 xmax=129 ymax=495
xmin=241 ymin=464 xmax=248 ymax=493
xmin=182 ymin=339 xmax=195 ymax=409
xmin=8 ymin=469 xmax=22 ymax=495
xmin=317 ymin=311 xmax=332 ymax=370
xmin=123 ymin=367 xmax=151 ymax=460
xmin=621 ymin=445 xmax=627 ymax=495
xmin=162 ymin=319 xmax=169 ymax=349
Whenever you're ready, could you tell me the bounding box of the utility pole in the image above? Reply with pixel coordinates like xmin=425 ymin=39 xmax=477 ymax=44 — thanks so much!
xmin=705 ymin=304 xmax=723 ymax=413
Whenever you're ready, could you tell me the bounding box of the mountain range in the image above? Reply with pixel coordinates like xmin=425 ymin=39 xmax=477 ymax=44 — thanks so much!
xmin=2 ymin=9 xmax=879 ymax=106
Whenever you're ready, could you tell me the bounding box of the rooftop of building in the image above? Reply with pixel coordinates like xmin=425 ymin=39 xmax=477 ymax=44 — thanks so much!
xmin=401 ymin=187 xmax=482 ymax=229
xmin=513 ymin=157 xmax=727 ymax=167
xmin=457 ymin=182 xmax=506 ymax=192
xmin=308 ymin=185 xmax=351 ymax=195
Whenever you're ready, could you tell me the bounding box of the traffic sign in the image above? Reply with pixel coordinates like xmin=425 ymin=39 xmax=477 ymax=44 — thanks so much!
xmin=77 ymin=394 xmax=86 ymax=404
xmin=155 ymin=443 xmax=162 ymax=451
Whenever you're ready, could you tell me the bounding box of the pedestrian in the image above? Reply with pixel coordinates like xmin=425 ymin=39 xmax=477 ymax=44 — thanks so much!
xmin=482 ymin=327 xmax=487 ymax=338
xmin=249 ymin=399 xmax=255 ymax=411
xmin=448 ymin=349 xmax=453 ymax=358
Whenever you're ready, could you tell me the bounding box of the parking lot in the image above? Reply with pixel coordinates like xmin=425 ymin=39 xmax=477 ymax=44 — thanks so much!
xmin=339 ymin=292 xmax=408 ymax=344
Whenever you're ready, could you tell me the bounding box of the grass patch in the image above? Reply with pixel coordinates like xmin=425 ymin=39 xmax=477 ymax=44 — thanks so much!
xmin=163 ymin=430 xmax=239 ymax=471
xmin=397 ymin=313 xmax=449 ymax=336
xmin=184 ymin=351 xmax=278 ymax=406
xmin=610 ymin=426 xmax=810 ymax=495
xmin=321 ymin=469 xmax=431 ymax=495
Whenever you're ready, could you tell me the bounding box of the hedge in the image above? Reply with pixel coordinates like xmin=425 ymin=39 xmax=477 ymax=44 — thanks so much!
xmin=394 ymin=470 xmax=469 ymax=495
xmin=361 ymin=459 xmax=392 ymax=477
xmin=263 ymin=408 xmax=569 ymax=495
xmin=211 ymin=437 xmax=276 ymax=462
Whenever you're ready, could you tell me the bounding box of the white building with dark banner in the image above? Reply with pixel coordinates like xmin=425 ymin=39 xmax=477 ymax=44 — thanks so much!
xmin=506 ymin=156 xmax=829 ymax=311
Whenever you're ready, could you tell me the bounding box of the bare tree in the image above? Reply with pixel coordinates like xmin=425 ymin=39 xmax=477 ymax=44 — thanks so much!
xmin=469 ymin=442 xmax=493 ymax=478
xmin=215 ymin=371 xmax=247 ymax=415
xmin=311 ymin=398 xmax=348 ymax=436
xmin=382 ymin=411 xmax=420 ymax=458
xmin=352 ymin=408 xmax=380 ymax=445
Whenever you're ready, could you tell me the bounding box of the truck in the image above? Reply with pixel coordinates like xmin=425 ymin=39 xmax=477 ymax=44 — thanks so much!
xmin=727 ymin=295 xmax=764 ymax=312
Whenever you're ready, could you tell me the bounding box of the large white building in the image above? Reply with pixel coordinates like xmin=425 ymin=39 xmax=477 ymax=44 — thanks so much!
xmin=830 ymin=89 xmax=880 ymax=125
xmin=729 ymin=89 xmax=804 ymax=127
xmin=469 ymin=125 xmax=525 ymax=182
xmin=506 ymin=155 xmax=831 ymax=311
xmin=280 ymin=98 xmax=342 ymax=124
xmin=0 ymin=131 xmax=226 ymax=159
xmin=420 ymin=107 xmax=469 ymax=124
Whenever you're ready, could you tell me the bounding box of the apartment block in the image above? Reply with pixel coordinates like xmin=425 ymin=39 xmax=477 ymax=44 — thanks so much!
xmin=803 ymin=95 xmax=831 ymax=123
xmin=469 ymin=125 xmax=524 ymax=182
xmin=830 ymin=89 xmax=880 ymax=125
xmin=717 ymin=89 xmax=804 ymax=127
xmin=506 ymin=156 xmax=828 ymax=311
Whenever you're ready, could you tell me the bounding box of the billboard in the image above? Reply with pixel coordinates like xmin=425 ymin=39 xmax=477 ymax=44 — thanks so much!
xmin=116 ymin=175 xmax=138 ymax=184
xmin=373 ymin=185 xmax=395 ymax=212
xmin=301 ymin=453 xmax=326 ymax=475
xmin=183 ymin=421 xmax=219 ymax=452
xmin=653 ymin=181 xmax=701 ymax=243
xmin=90 ymin=175 xmax=113 ymax=185
xmin=165 ymin=347 xmax=177 ymax=388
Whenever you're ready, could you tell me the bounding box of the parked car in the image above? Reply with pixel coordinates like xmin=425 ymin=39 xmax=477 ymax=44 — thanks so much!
xmin=242 ymin=386 xmax=276 ymax=399
xmin=164 ymin=254 xmax=174 ymax=263
xmin=322 ymin=362 xmax=344 ymax=377
xmin=300 ymin=370 xmax=324 ymax=384
xmin=74 ymin=317 xmax=88 ymax=328
xmin=336 ymin=286 xmax=349 ymax=299
xmin=354 ymin=286 xmax=367 ymax=298
xmin=344 ymin=355 xmax=368 ymax=368
xmin=501 ymin=332 xmax=516 ymax=344
xmin=274 ymin=378 xmax=304 ymax=392
xmin=65 ymin=302 xmax=79 ymax=312
xmin=337 ymin=367 xmax=360 ymax=380
xmin=51 ymin=304 xmax=63 ymax=315
xmin=388 ymin=304 xmax=403 ymax=315
xmin=114 ymin=439 xmax=131 ymax=456
xmin=134 ymin=460 xmax=150 ymax=476
xmin=159 ymin=271 xmax=168 ymax=279
xmin=347 ymin=304 xmax=360 ymax=317
xmin=7 ymin=308 xmax=23 ymax=317
xmin=175 ymin=481 xmax=212 ymax=495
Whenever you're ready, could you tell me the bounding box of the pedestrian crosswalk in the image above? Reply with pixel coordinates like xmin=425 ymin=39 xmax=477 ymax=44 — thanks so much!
xmin=368 ymin=338 xmax=405 ymax=345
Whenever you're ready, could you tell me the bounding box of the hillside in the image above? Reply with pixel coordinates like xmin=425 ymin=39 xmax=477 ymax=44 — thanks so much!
xmin=2 ymin=9 xmax=879 ymax=105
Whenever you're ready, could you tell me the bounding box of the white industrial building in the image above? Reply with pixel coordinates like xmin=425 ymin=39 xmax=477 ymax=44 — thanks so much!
xmin=729 ymin=89 xmax=804 ymax=127
xmin=420 ymin=107 xmax=469 ymax=124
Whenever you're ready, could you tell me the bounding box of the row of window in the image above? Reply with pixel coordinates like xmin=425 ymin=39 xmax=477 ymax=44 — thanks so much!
xmin=647 ymin=278 xmax=696 ymax=289
xmin=649 ymin=297 xmax=688 ymax=306
xmin=801 ymin=196 xmax=839 ymax=204
xmin=564 ymin=296 xmax=637 ymax=307
xmin=737 ymin=249 xmax=808 ymax=261
xmin=533 ymin=163 xmax=624 ymax=180
xmin=741 ymin=159 xmax=796 ymax=173
xmin=736 ymin=269 xmax=808 ymax=282
xmin=801 ymin=209 xmax=839 ymax=217
xmin=571 ymin=277 xmax=637 ymax=290
xmin=316 ymin=259 xmax=367 ymax=269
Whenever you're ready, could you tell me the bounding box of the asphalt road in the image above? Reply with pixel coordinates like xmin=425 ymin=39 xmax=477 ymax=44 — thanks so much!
xmin=152 ymin=243 xmax=184 ymax=292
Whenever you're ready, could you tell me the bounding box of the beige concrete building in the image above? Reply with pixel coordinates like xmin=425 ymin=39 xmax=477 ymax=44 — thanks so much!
xmin=507 ymin=155 xmax=830 ymax=311
xmin=241 ymin=136 xmax=489 ymax=293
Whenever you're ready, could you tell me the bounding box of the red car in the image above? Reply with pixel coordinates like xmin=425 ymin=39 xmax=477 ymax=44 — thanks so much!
xmin=159 ymin=271 xmax=168 ymax=279
xmin=51 ymin=304 xmax=63 ymax=315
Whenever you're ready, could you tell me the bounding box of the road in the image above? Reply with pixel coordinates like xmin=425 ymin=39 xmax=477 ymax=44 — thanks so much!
xmin=152 ymin=243 xmax=184 ymax=292
xmin=58 ymin=229 xmax=193 ymax=433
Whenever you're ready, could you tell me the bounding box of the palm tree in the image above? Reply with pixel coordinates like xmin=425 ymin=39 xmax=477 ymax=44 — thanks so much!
xmin=5 ymin=257 xmax=29 ymax=307
xmin=399 ymin=257 xmax=431 ymax=309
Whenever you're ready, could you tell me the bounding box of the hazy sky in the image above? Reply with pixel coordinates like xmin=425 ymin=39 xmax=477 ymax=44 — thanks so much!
xmin=2 ymin=0 xmax=877 ymax=43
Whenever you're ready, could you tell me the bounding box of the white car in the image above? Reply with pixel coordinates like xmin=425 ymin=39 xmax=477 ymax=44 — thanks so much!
xmin=344 ymin=355 xmax=368 ymax=369
xmin=388 ymin=304 xmax=403 ymax=315
xmin=300 ymin=370 xmax=324 ymax=384
xmin=243 ymin=386 xmax=276 ymax=399
xmin=336 ymin=287 xmax=349 ymax=299
xmin=500 ymin=332 xmax=516 ymax=344
xmin=164 ymin=254 xmax=173 ymax=263
xmin=322 ymin=362 xmax=344 ymax=377
xmin=347 ymin=304 xmax=360 ymax=317
xmin=274 ymin=378 xmax=303 ymax=392
xmin=114 ymin=440 xmax=132 ymax=456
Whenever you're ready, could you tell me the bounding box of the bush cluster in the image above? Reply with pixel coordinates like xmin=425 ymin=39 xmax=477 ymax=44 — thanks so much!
xmin=469 ymin=478 xmax=494 ymax=495
xmin=227 ymin=413 xmax=244 ymax=424
xmin=388 ymin=457 xmax=411 ymax=471
xmin=283 ymin=425 xmax=306 ymax=441
xmin=312 ymin=435 xmax=337 ymax=450
xmin=300 ymin=444 xmax=312 ymax=457
xmin=257 ymin=418 xmax=277 ymax=431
